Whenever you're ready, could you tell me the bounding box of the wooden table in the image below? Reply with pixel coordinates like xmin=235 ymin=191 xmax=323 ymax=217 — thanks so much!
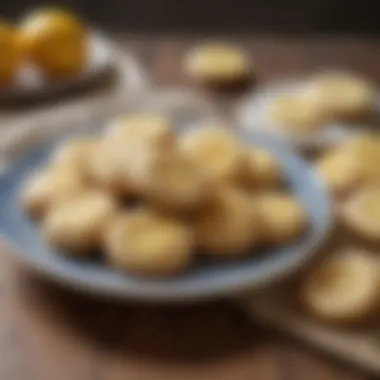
xmin=1 ymin=36 xmax=380 ymax=380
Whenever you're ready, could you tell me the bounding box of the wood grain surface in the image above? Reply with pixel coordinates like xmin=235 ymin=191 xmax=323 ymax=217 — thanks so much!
xmin=1 ymin=35 xmax=380 ymax=380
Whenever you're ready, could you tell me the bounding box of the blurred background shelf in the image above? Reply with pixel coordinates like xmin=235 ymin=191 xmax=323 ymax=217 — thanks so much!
xmin=3 ymin=0 xmax=380 ymax=33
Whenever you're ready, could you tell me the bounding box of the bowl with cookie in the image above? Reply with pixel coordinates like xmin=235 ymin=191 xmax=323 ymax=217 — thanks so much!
xmin=0 ymin=115 xmax=331 ymax=302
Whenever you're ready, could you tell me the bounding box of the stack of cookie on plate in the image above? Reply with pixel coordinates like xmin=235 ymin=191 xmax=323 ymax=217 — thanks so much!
xmin=20 ymin=114 xmax=308 ymax=278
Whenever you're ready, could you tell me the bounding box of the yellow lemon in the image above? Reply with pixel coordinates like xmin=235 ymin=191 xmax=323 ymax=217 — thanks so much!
xmin=0 ymin=22 xmax=19 ymax=86
xmin=19 ymin=8 xmax=87 ymax=78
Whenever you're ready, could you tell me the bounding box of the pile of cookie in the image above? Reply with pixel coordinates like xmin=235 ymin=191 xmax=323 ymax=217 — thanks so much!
xmin=302 ymin=135 xmax=380 ymax=325
xmin=21 ymin=115 xmax=308 ymax=277
xmin=268 ymin=72 xmax=374 ymax=135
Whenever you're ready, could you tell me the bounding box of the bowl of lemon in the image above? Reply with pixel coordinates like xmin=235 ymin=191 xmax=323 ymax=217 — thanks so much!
xmin=0 ymin=7 xmax=120 ymax=105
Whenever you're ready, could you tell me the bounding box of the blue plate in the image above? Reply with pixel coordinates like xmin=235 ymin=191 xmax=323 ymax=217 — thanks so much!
xmin=0 ymin=130 xmax=331 ymax=302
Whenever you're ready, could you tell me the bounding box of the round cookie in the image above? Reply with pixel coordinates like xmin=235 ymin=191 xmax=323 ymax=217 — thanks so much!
xmin=341 ymin=186 xmax=380 ymax=244
xmin=316 ymin=149 xmax=362 ymax=199
xmin=105 ymin=113 xmax=174 ymax=153
xmin=43 ymin=190 xmax=117 ymax=254
xmin=21 ymin=164 xmax=85 ymax=219
xmin=105 ymin=114 xmax=175 ymax=183
xmin=104 ymin=208 xmax=193 ymax=277
xmin=302 ymin=249 xmax=380 ymax=325
xmin=52 ymin=137 xmax=99 ymax=181
xmin=136 ymin=148 xmax=210 ymax=213
xmin=256 ymin=192 xmax=307 ymax=246
xmin=343 ymin=134 xmax=380 ymax=185
xmin=179 ymin=125 xmax=245 ymax=184
xmin=184 ymin=43 xmax=252 ymax=91
xmin=194 ymin=186 xmax=258 ymax=257
xmin=268 ymin=93 xmax=326 ymax=134
xmin=242 ymin=147 xmax=282 ymax=190
xmin=86 ymin=141 xmax=134 ymax=199
xmin=310 ymin=73 xmax=374 ymax=120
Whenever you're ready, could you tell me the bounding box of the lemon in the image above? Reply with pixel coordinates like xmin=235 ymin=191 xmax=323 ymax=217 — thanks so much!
xmin=0 ymin=22 xmax=19 ymax=86
xmin=19 ymin=8 xmax=87 ymax=78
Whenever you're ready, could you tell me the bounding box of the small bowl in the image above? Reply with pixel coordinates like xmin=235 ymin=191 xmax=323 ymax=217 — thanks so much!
xmin=0 ymin=129 xmax=331 ymax=302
